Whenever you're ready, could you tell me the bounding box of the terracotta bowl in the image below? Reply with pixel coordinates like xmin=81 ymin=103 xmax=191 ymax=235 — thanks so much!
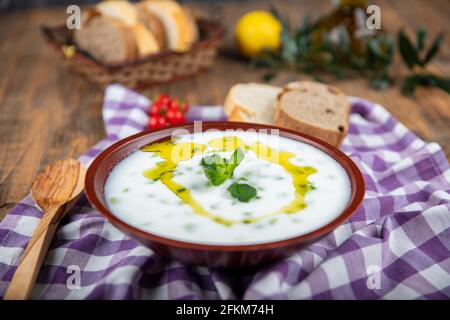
xmin=85 ymin=122 xmax=365 ymax=268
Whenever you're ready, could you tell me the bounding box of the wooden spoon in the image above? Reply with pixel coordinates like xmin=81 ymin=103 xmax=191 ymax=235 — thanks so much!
xmin=4 ymin=159 xmax=86 ymax=300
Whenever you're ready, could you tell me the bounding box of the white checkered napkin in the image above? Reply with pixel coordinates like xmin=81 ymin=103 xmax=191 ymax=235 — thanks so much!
xmin=0 ymin=84 xmax=449 ymax=300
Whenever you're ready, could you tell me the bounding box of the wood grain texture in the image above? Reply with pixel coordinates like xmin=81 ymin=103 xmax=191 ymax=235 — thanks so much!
xmin=0 ymin=0 xmax=449 ymax=220
xmin=4 ymin=159 xmax=86 ymax=300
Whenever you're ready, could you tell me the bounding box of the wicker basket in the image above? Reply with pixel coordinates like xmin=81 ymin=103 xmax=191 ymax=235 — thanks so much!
xmin=41 ymin=19 xmax=225 ymax=89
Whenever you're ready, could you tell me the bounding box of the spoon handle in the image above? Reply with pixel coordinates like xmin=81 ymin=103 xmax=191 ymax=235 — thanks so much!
xmin=4 ymin=199 xmax=78 ymax=300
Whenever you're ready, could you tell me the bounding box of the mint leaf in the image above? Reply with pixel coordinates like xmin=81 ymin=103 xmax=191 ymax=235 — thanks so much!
xmin=227 ymin=182 xmax=257 ymax=202
xmin=227 ymin=148 xmax=244 ymax=172
xmin=200 ymin=148 xmax=244 ymax=186
xmin=201 ymin=155 xmax=229 ymax=186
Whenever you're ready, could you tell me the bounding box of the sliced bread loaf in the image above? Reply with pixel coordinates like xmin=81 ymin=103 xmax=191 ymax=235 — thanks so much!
xmin=130 ymin=23 xmax=160 ymax=57
xmin=224 ymin=83 xmax=282 ymax=124
xmin=74 ymin=15 xmax=137 ymax=64
xmin=275 ymin=81 xmax=350 ymax=147
xmin=95 ymin=0 xmax=139 ymax=25
xmin=94 ymin=0 xmax=160 ymax=57
xmin=139 ymin=0 xmax=198 ymax=52
xmin=137 ymin=8 xmax=167 ymax=49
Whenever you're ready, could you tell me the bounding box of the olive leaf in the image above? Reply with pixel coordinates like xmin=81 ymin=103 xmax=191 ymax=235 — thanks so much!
xmin=423 ymin=32 xmax=445 ymax=66
xmin=270 ymin=6 xmax=297 ymax=64
xmin=252 ymin=7 xmax=396 ymax=89
xmin=398 ymin=29 xmax=445 ymax=68
xmin=402 ymin=73 xmax=450 ymax=96
xmin=371 ymin=74 xmax=392 ymax=90
xmin=367 ymin=36 xmax=394 ymax=65
xmin=295 ymin=15 xmax=313 ymax=56
xmin=251 ymin=6 xmax=448 ymax=96
xmin=398 ymin=30 xmax=417 ymax=69
xmin=397 ymin=29 xmax=448 ymax=95
xmin=416 ymin=28 xmax=426 ymax=51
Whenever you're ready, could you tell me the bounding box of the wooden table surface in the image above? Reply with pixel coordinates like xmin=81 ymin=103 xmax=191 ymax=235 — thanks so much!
xmin=0 ymin=0 xmax=449 ymax=220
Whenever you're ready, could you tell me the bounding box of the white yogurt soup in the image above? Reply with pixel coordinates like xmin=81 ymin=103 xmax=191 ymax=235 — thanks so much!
xmin=104 ymin=130 xmax=351 ymax=245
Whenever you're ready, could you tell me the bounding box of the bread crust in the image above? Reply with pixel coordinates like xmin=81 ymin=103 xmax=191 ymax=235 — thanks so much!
xmin=275 ymin=108 xmax=345 ymax=147
xmin=74 ymin=15 xmax=138 ymax=63
xmin=182 ymin=5 xmax=199 ymax=46
xmin=223 ymin=85 xmax=257 ymax=117
xmin=95 ymin=0 xmax=138 ymax=25
xmin=228 ymin=107 xmax=248 ymax=122
xmin=137 ymin=8 xmax=167 ymax=49
xmin=75 ymin=1 xmax=199 ymax=63
xmin=119 ymin=21 xmax=139 ymax=61
xmin=140 ymin=0 xmax=198 ymax=52
xmin=275 ymin=82 xmax=350 ymax=147
xmin=223 ymin=83 xmax=280 ymax=117
xmin=223 ymin=85 xmax=237 ymax=116
xmin=131 ymin=23 xmax=160 ymax=57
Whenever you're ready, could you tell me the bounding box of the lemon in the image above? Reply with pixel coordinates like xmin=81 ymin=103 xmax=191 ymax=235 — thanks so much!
xmin=234 ymin=11 xmax=282 ymax=58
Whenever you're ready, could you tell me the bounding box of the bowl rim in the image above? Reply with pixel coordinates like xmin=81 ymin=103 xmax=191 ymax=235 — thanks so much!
xmin=85 ymin=122 xmax=365 ymax=252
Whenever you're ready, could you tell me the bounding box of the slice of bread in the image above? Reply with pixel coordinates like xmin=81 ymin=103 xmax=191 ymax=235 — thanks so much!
xmin=94 ymin=0 xmax=160 ymax=57
xmin=182 ymin=5 xmax=199 ymax=46
xmin=137 ymin=8 xmax=167 ymax=49
xmin=96 ymin=0 xmax=139 ymax=25
xmin=275 ymin=81 xmax=350 ymax=147
xmin=139 ymin=0 xmax=198 ymax=52
xmin=74 ymin=15 xmax=138 ymax=64
xmin=130 ymin=23 xmax=160 ymax=57
xmin=224 ymin=83 xmax=282 ymax=124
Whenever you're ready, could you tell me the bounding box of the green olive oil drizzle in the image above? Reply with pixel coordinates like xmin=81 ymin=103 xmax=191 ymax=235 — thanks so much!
xmin=142 ymin=136 xmax=316 ymax=226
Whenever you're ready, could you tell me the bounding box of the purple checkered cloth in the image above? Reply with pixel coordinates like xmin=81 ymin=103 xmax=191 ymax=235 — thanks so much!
xmin=1 ymin=84 xmax=449 ymax=299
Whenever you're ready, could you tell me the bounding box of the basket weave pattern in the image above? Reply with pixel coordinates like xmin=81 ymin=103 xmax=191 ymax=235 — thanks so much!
xmin=42 ymin=19 xmax=225 ymax=89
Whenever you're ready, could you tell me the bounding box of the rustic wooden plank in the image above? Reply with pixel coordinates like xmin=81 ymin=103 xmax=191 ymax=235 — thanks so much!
xmin=0 ymin=1 xmax=449 ymax=221
xmin=0 ymin=9 xmax=104 ymax=219
xmin=378 ymin=0 xmax=450 ymax=146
